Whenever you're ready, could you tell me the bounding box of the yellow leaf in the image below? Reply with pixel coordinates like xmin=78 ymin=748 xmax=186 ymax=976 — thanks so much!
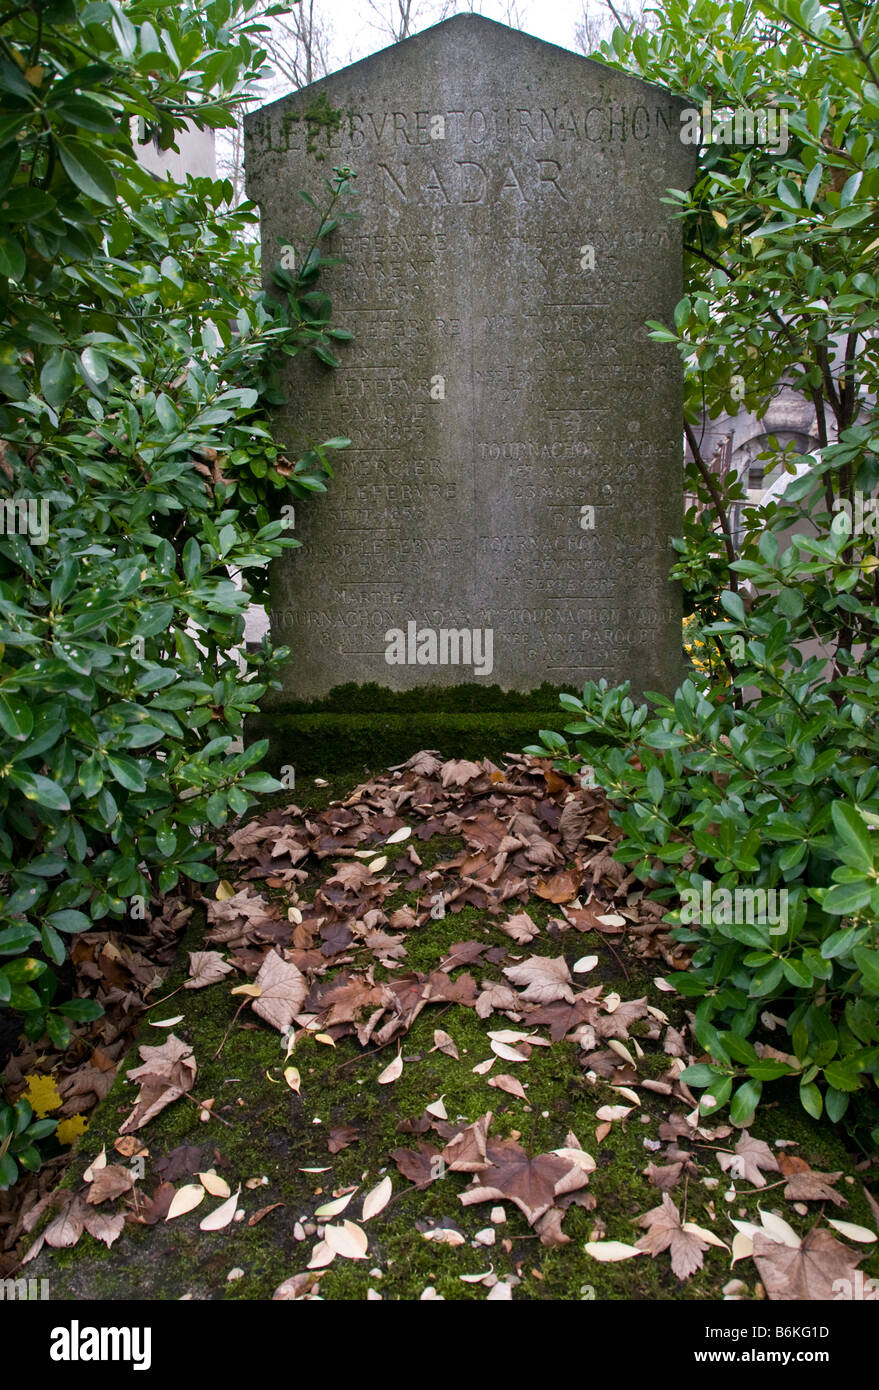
xmin=56 ymin=1115 xmax=89 ymax=1146
xmin=215 ymin=880 xmax=236 ymax=901
xmin=284 ymin=1066 xmax=301 ymax=1094
xmin=22 ymin=1073 xmax=62 ymax=1117
xmin=313 ymin=1033 xmax=335 ymax=1047
xmin=231 ymin=983 xmax=261 ymax=997
xmin=712 ymin=210 xmax=728 ymax=228
xmin=24 ymin=65 xmax=43 ymax=85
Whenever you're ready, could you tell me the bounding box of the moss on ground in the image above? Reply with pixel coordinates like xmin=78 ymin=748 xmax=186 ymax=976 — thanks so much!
xmin=31 ymin=768 xmax=879 ymax=1302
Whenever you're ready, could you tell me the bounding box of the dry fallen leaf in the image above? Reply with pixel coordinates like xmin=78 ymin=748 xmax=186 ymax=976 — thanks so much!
xmin=166 ymin=1185 xmax=206 ymax=1220
xmin=827 ymin=1219 xmax=877 ymax=1244
xmin=251 ymin=951 xmax=307 ymax=1033
xmin=636 ymin=1194 xmax=710 ymax=1280
xmin=83 ymin=1211 xmax=125 ymax=1249
xmin=199 ymin=1187 xmax=241 ymax=1232
xmin=503 ymin=955 xmax=575 ymax=1005
xmin=85 ymin=1165 xmax=135 ymax=1206
xmin=753 ymin=1227 xmax=868 ymax=1301
xmin=431 ymin=1029 xmax=459 ymax=1060
xmin=185 ymin=950 xmax=233 ymax=990
xmin=717 ymin=1131 xmax=780 ymax=1187
xmin=324 ymin=1220 xmax=368 ymax=1260
xmin=198 ymin=1170 xmax=231 ymax=1199
xmin=490 ymin=1039 xmax=530 ymax=1063
xmin=377 ymin=1053 xmax=403 ymax=1085
xmin=584 ymin=1240 xmax=642 ymax=1262
xmin=488 ymin=1073 xmax=528 ymax=1100
xmin=315 ymin=1191 xmax=356 ymax=1219
xmin=782 ymin=1169 xmax=846 ymax=1207
xmin=120 ymin=1034 xmax=197 ymax=1135
xmin=362 ymin=1176 xmax=393 ymax=1221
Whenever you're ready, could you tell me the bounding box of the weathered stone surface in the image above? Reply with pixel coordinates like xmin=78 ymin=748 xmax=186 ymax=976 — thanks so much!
xmin=244 ymin=15 xmax=697 ymax=700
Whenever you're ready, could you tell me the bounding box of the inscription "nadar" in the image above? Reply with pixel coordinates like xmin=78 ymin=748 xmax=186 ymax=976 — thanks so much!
xmin=377 ymin=158 xmax=566 ymax=204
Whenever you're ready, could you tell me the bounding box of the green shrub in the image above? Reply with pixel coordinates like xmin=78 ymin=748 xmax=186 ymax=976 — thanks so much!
xmin=534 ymin=0 xmax=879 ymax=1148
xmin=528 ymin=440 xmax=879 ymax=1143
xmin=0 ymin=0 xmax=355 ymax=1179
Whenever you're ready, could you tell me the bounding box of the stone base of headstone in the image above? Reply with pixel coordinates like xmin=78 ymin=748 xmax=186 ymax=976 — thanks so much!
xmin=246 ymin=681 xmax=573 ymax=775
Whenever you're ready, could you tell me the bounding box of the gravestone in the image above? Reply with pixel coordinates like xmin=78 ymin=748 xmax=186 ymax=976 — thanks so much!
xmin=244 ymin=15 xmax=697 ymax=751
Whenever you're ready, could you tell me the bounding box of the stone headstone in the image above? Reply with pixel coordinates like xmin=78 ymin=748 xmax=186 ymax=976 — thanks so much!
xmin=244 ymin=15 xmax=697 ymax=704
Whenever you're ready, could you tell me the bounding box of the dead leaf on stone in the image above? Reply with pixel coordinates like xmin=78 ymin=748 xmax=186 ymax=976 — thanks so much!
xmin=328 ymin=1125 xmax=360 ymax=1155
xmin=459 ymin=1140 xmax=587 ymax=1226
xmin=362 ymin=1176 xmax=393 ymax=1221
xmin=44 ymin=1195 xmax=89 ymax=1249
xmin=503 ymin=955 xmax=575 ymax=1005
xmin=248 ymin=1202 xmax=284 ymax=1227
xmin=390 ymin=1143 xmax=443 ymax=1189
xmin=636 ymin=1193 xmax=709 ymax=1280
xmin=783 ymin=1169 xmax=846 ymax=1207
xmin=82 ymin=1211 xmax=126 ymax=1248
xmin=442 ymin=1113 xmax=493 ymax=1172
xmin=499 ymin=911 xmax=538 ymax=944
xmin=716 ymin=1131 xmax=780 ymax=1187
xmin=753 ymin=1227 xmax=867 ymax=1301
xmin=85 ymin=1164 xmax=136 ymax=1205
xmin=185 ymin=950 xmax=233 ymax=990
xmin=488 ymin=1073 xmax=528 ymax=1100
xmin=251 ymin=951 xmax=307 ymax=1033
xmin=120 ymin=1034 xmax=196 ymax=1135
xmin=377 ymin=1052 xmax=403 ymax=1085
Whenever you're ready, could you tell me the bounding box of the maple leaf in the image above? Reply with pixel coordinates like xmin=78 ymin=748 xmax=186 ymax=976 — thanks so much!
xmin=251 ymin=950 xmax=307 ymax=1033
xmin=120 ymin=1034 xmax=196 ymax=1135
xmin=86 ymin=1164 xmax=136 ymax=1205
xmin=752 ymin=1228 xmax=867 ymax=1300
xmin=154 ymin=1145 xmax=204 ymax=1182
xmin=459 ymin=1140 xmax=586 ymax=1226
xmin=499 ymin=911 xmax=538 ymax=943
xmin=636 ymin=1194 xmax=709 ymax=1280
xmin=21 ymin=1073 xmax=62 ymax=1117
xmin=403 ymin=750 xmax=442 ymax=778
xmin=535 ymin=1207 xmax=572 ymax=1246
xmin=533 ymin=869 xmax=581 ymax=904
xmin=783 ymin=1169 xmax=846 ymax=1207
xmin=44 ymin=1194 xmax=89 ymax=1249
xmin=644 ymin=1161 xmax=685 ymax=1192
xmin=328 ymin=1125 xmax=360 ymax=1155
xmin=390 ymin=1143 xmax=443 ymax=1189
xmin=325 ymin=861 xmax=375 ymax=891
xmin=440 ymin=758 xmax=484 ymax=787
xmin=185 ymin=950 xmax=233 ymax=990
xmin=83 ymin=1211 xmax=125 ymax=1248
xmin=593 ymin=996 xmax=649 ymax=1039
xmin=438 ymin=940 xmax=488 ymax=971
xmin=442 ymin=1113 xmax=493 ymax=1172
xmin=56 ymin=1114 xmax=89 ymax=1146
xmin=558 ymin=797 xmax=593 ymax=853
xmin=716 ymin=1130 xmax=780 ymax=1187
xmin=503 ymin=955 xmax=575 ymax=1005
xmin=475 ymin=981 xmax=520 ymax=1019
